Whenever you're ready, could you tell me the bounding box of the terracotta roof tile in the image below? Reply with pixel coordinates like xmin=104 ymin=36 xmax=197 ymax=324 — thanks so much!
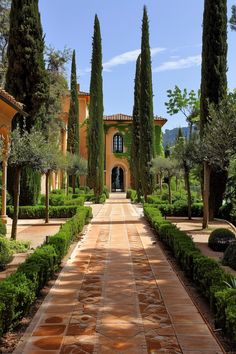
xmin=0 ymin=88 xmax=23 ymax=110
xmin=103 ymin=113 xmax=167 ymax=122
xmin=103 ymin=113 xmax=132 ymax=121
xmin=78 ymin=91 xmax=90 ymax=96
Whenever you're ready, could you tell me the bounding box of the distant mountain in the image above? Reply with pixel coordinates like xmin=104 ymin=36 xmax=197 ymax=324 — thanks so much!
xmin=163 ymin=127 xmax=190 ymax=147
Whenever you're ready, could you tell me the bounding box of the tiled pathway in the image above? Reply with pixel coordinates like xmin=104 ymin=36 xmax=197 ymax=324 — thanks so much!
xmin=14 ymin=196 xmax=224 ymax=354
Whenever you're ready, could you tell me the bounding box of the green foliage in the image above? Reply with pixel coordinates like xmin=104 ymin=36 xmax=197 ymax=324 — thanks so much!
xmin=214 ymin=288 xmax=236 ymax=341
xmin=0 ymin=219 xmax=6 ymax=235
xmin=0 ymin=0 xmax=11 ymax=85
xmin=40 ymin=194 xmax=85 ymax=207
xmin=154 ymin=125 xmax=164 ymax=156
xmin=5 ymin=0 xmax=49 ymax=205
xmin=222 ymin=242 xmax=236 ymax=270
xmin=165 ymin=86 xmax=200 ymax=130
xmin=20 ymin=167 xmax=41 ymax=206
xmin=6 ymin=205 xmax=79 ymax=219
xmin=87 ymin=15 xmax=104 ymax=200
xmin=131 ymin=55 xmax=142 ymax=195
xmin=200 ymin=0 xmax=228 ymax=219
xmin=0 ymin=236 xmax=13 ymax=269
xmin=144 ymin=203 xmax=236 ymax=341
xmin=67 ymin=50 xmax=79 ymax=155
xmin=7 ymin=239 xmax=30 ymax=253
xmin=208 ymin=228 xmax=235 ymax=252
xmin=126 ymin=189 xmax=138 ymax=203
xmin=5 ymin=0 xmax=49 ymax=127
xmin=145 ymin=199 xmax=203 ymax=217
xmin=0 ymin=206 xmax=91 ymax=334
xmin=139 ymin=6 xmax=154 ymax=199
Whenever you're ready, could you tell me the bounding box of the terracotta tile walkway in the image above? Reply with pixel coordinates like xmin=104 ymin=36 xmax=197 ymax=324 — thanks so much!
xmin=14 ymin=195 xmax=224 ymax=354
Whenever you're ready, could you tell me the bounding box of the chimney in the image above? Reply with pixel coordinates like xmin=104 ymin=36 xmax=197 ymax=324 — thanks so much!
xmin=77 ymin=83 xmax=80 ymax=93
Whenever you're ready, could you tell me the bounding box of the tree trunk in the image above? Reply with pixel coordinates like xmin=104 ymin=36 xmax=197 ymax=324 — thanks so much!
xmin=184 ymin=168 xmax=192 ymax=220
xmin=203 ymin=162 xmax=210 ymax=229
xmin=72 ymin=174 xmax=76 ymax=194
xmin=168 ymin=173 xmax=172 ymax=204
xmin=11 ymin=167 xmax=21 ymax=240
xmin=159 ymin=172 xmax=163 ymax=197
xmin=176 ymin=175 xmax=178 ymax=192
xmin=66 ymin=172 xmax=69 ymax=195
xmin=45 ymin=171 xmax=50 ymax=224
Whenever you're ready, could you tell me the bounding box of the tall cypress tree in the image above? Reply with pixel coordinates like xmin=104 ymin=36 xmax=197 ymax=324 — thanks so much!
xmin=131 ymin=55 xmax=142 ymax=200
xmin=67 ymin=50 xmax=79 ymax=155
xmin=200 ymin=0 xmax=227 ymax=221
xmin=87 ymin=15 xmax=104 ymax=202
xmin=67 ymin=50 xmax=79 ymax=193
xmin=5 ymin=0 xmax=49 ymax=205
xmin=139 ymin=6 xmax=155 ymax=201
xmin=5 ymin=0 xmax=48 ymax=129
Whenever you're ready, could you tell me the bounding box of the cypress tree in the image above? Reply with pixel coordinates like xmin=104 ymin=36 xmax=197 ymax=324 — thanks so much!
xmin=67 ymin=50 xmax=79 ymax=155
xmin=87 ymin=15 xmax=104 ymax=202
xmin=131 ymin=55 xmax=142 ymax=200
xmin=5 ymin=0 xmax=48 ymax=129
xmin=200 ymin=0 xmax=227 ymax=221
xmin=67 ymin=50 xmax=79 ymax=193
xmin=139 ymin=6 xmax=155 ymax=201
xmin=5 ymin=0 xmax=49 ymax=205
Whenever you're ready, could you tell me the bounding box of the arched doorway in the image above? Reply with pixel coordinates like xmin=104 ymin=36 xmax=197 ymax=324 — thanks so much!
xmin=111 ymin=166 xmax=124 ymax=192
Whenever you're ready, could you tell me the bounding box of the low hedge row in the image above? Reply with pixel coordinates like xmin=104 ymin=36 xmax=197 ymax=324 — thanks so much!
xmin=144 ymin=203 xmax=236 ymax=341
xmin=0 ymin=206 xmax=92 ymax=335
xmin=6 ymin=205 xmax=79 ymax=219
xmin=40 ymin=194 xmax=85 ymax=206
xmin=146 ymin=197 xmax=203 ymax=217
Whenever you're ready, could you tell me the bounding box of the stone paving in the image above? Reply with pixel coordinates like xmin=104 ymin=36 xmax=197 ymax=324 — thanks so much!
xmin=14 ymin=195 xmax=224 ymax=354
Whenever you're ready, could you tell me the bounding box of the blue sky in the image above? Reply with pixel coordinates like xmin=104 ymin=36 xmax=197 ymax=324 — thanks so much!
xmin=39 ymin=0 xmax=236 ymax=131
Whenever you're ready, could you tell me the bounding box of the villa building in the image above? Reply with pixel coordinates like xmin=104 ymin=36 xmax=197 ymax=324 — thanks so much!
xmin=55 ymin=84 xmax=167 ymax=192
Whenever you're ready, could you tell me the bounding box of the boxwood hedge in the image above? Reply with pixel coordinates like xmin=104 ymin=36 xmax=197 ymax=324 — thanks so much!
xmin=144 ymin=203 xmax=236 ymax=342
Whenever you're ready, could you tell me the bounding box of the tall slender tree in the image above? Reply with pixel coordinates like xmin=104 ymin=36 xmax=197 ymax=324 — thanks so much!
xmin=67 ymin=50 xmax=79 ymax=193
xmin=130 ymin=55 xmax=142 ymax=200
xmin=139 ymin=6 xmax=155 ymax=201
xmin=200 ymin=0 xmax=227 ymax=226
xmin=87 ymin=15 xmax=104 ymax=202
xmin=67 ymin=50 xmax=79 ymax=155
xmin=5 ymin=0 xmax=49 ymax=205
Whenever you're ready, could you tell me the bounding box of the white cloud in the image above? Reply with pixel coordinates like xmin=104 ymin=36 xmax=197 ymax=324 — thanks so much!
xmin=103 ymin=47 xmax=166 ymax=72
xmin=154 ymin=55 xmax=201 ymax=73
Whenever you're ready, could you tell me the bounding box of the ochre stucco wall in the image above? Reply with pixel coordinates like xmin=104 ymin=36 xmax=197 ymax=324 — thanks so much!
xmin=60 ymin=90 xmax=166 ymax=192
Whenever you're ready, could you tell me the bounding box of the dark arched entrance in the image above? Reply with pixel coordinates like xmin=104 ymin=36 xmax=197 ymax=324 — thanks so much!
xmin=111 ymin=167 xmax=124 ymax=192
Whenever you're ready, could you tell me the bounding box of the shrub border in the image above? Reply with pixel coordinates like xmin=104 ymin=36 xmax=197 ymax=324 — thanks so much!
xmin=0 ymin=205 xmax=92 ymax=335
xmin=144 ymin=203 xmax=236 ymax=342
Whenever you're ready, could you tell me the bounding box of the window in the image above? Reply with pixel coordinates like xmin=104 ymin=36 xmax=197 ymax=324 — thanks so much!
xmin=113 ymin=134 xmax=123 ymax=153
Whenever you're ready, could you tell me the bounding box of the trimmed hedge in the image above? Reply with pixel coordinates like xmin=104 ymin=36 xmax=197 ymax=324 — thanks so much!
xmin=222 ymin=242 xmax=236 ymax=270
xmin=208 ymin=228 xmax=235 ymax=252
xmin=6 ymin=205 xmax=79 ymax=219
xmin=40 ymin=194 xmax=85 ymax=207
xmin=0 ymin=206 xmax=92 ymax=335
xmin=144 ymin=203 xmax=236 ymax=341
xmin=146 ymin=198 xmax=203 ymax=217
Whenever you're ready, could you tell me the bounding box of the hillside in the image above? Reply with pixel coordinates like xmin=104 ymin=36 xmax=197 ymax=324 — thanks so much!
xmin=163 ymin=127 xmax=190 ymax=147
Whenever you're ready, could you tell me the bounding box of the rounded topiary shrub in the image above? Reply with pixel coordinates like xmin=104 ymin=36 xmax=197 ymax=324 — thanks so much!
xmin=222 ymin=241 xmax=236 ymax=270
xmin=208 ymin=228 xmax=235 ymax=252
xmin=0 ymin=237 xmax=13 ymax=270
xmin=0 ymin=220 xmax=6 ymax=236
